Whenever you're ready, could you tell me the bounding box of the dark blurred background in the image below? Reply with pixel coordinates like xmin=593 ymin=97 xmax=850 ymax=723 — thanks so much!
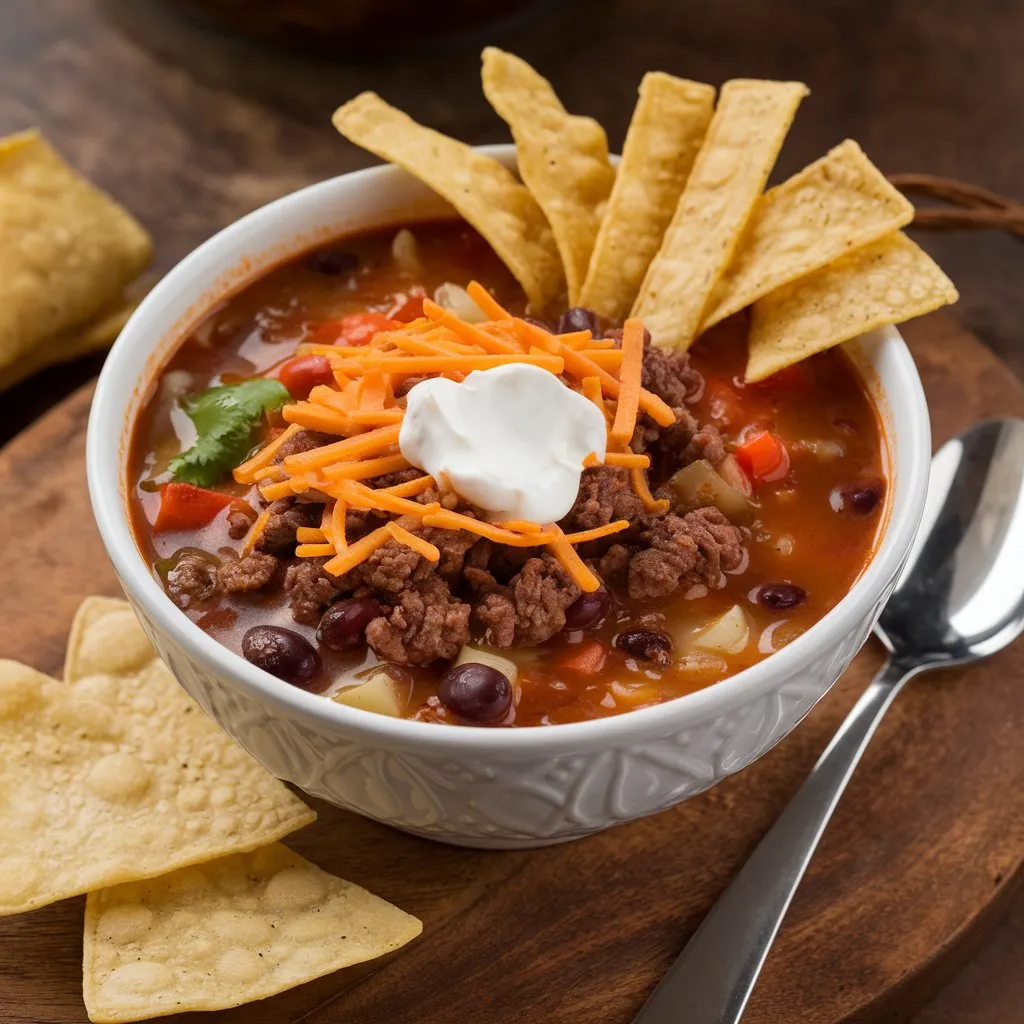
xmin=0 ymin=1 xmax=1022 ymax=1019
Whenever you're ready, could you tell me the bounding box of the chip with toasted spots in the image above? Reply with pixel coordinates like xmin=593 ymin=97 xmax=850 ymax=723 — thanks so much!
xmin=0 ymin=598 xmax=314 ymax=916
xmin=632 ymin=79 xmax=808 ymax=351
xmin=83 ymin=843 xmax=421 ymax=1022
xmin=482 ymin=47 xmax=615 ymax=305
xmin=579 ymin=72 xmax=716 ymax=320
xmin=701 ymin=139 xmax=915 ymax=329
xmin=332 ymin=91 xmax=564 ymax=312
xmin=746 ymin=231 xmax=958 ymax=382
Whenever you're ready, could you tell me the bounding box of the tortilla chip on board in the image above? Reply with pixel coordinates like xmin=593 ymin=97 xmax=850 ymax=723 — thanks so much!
xmin=632 ymin=79 xmax=808 ymax=351
xmin=746 ymin=231 xmax=958 ymax=382
xmin=701 ymin=139 xmax=915 ymax=329
xmin=0 ymin=598 xmax=315 ymax=916
xmin=83 ymin=843 xmax=422 ymax=1022
xmin=333 ymin=92 xmax=564 ymax=312
xmin=482 ymin=47 xmax=616 ymax=306
xmin=579 ymin=72 xmax=716 ymax=320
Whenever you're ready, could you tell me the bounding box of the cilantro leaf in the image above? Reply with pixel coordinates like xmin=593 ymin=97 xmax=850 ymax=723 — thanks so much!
xmin=168 ymin=378 xmax=290 ymax=487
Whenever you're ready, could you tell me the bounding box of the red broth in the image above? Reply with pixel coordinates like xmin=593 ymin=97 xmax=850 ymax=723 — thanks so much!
xmin=128 ymin=219 xmax=887 ymax=726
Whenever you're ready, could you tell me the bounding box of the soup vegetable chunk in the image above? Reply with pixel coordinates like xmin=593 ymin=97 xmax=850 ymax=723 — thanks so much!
xmin=129 ymin=220 xmax=888 ymax=726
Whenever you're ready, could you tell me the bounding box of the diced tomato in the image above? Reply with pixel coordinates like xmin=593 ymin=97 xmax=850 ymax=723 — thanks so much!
xmin=558 ymin=640 xmax=608 ymax=675
xmin=276 ymin=355 xmax=335 ymax=400
xmin=153 ymin=482 xmax=232 ymax=533
xmin=735 ymin=430 xmax=791 ymax=483
xmin=388 ymin=288 xmax=426 ymax=323
xmin=308 ymin=312 xmax=401 ymax=347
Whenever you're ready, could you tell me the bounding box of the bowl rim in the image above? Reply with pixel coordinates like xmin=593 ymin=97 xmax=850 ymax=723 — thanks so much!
xmin=87 ymin=144 xmax=932 ymax=755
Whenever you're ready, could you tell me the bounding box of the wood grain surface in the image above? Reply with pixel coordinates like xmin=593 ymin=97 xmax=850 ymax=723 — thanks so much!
xmin=0 ymin=313 xmax=1020 ymax=1024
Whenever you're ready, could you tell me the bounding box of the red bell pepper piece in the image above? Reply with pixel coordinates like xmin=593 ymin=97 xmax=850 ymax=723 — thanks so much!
xmin=559 ymin=640 xmax=608 ymax=675
xmin=735 ymin=431 xmax=790 ymax=483
xmin=153 ymin=482 xmax=233 ymax=534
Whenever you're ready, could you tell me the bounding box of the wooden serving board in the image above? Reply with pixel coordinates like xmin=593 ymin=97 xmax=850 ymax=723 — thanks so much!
xmin=0 ymin=312 xmax=1021 ymax=1024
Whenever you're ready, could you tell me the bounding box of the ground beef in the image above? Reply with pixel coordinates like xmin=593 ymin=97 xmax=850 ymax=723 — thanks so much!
xmin=257 ymin=498 xmax=323 ymax=555
xmin=165 ymin=552 xmax=219 ymax=609
xmin=421 ymin=526 xmax=478 ymax=581
xmin=272 ymin=429 xmax=333 ymax=463
xmin=472 ymin=590 xmax=516 ymax=647
xmin=365 ymin=577 xmax=471 ymax=665
xmin=345 ymin=507 xmax=388 ymax=540
xmin=371 ymin=467 xmax=423 ymax=490
xmin=510 ymin=553 xmax=581 ymax=645
xmin=283 ymin=558 xmax=355 ymax=625
xmin=641 ymin=344 xmax=704 ymax=409
xmin=628 ymin=507 xmax=744 ymax=601
xmin=562 ymin=466 xmax=648 ymax=534
xmin=684 ymin=423 xmax=726 ymax=465
xmin=217 ymin=552 xmax=278 ymax=593
xmin=226 ymin=504 xmax=257 ymax=540
xmin=359 ymin=537 xmax=432 ymax=596
xmin=598 ymin=544 xmax=632 ymax=587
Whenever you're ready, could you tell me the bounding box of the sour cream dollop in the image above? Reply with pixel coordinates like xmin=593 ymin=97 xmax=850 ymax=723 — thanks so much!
xmin=399 ymin=364 xmax=607 ymax=523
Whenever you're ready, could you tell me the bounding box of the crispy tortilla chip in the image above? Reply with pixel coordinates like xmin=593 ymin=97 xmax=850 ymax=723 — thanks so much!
xmin=579 ymin=73 xmax=716 ymax=320
xmin=0 ymin=130 xmax=152 ymax=373
xmin=0 ymin=299 xmax=134 ymax=393
xmin=746 ymin=232 xmax=958 ymax=381
xmin=83 ymin=843 xmax=422 ymax=1023
xmin=632 ymin=79 xmax=809 ymax=350
xmin=482 ymin=47 xmax=615 ymax=305
xmin=702 ymin=140 xmax=914 ymax=329
xmin=0 ymin=601 xmax=315 ymax=916
xmin=333 ymin=92 xmax=563 ymax=312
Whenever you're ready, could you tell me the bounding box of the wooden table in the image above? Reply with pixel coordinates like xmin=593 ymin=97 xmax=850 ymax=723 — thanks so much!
xmin=0 ymin=1 xmax=1021 ymax=1020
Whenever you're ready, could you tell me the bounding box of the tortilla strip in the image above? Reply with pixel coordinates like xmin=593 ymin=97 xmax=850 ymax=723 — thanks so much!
xmin=746 ymin=231 xmax=958 ymax=382
xmin=701 ymin=139 xmax=915 ymax=329
xmin=481 ymin=47 xmax=615 ymax=305
xmin=0 ymin=130 xmax=152 ymax=373
xmin=632 ymin=79 xmax=808 ymax=351
xmin=333 ymin=92 xmax=563 ymax=312
xmin=579 ymin=72 xmax=716 ymax=320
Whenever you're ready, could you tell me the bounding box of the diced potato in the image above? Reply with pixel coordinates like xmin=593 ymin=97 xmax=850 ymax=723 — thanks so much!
xmin=667 ymin=459 xmax=753 ymax=518
xmin=391 ymin=228 xmax=421 ymax=274
xmin=434 ymin=282 xmax=489 ymax=323
xmin=454 ymin=644 xmax=518 ymax=685
xmin=332 ymin=670 xmax=404 ymax=717
xmin=693 ymin=605 xmax=750 ymax=655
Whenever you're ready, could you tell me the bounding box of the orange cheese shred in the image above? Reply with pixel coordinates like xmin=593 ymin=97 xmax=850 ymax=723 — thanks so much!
xmin=295 ymin=527 xmax=327 ymax=543
xmin=387 ymin=521 xmax=441 ymax=562
xmin=295 ymin=543 xmax=336 ymax=558
xmin=239 ymin=508 xmax=271 ymax=558
xmin=281 ymin=402 xmax=353 ymax=435
xmin=604 ymin=451 xmax=651 ymax=469
xmin=561 ymin=520 xmax=631 ymax=544
xmin=232 ymin=423 xmax=303 ymax=484
xmin=349 ymin=408 xmax=405 ymax=425
xmin=610 ymin=317 xmax=646 ymax=446
xmin=631 ymin=466 xmax=671 ymax=514
xmin=333 ymin=480 xmax=440 ymax=518
xmin=323 ymin=523 xmax=393 ymax=577
xmin=494 ymin=520 xmax=545 ymax=534
xmin=422 ymin=297 xmax=520 ymax=354
xmin=359 ymin=353 xmax=564 ymax=375
xmin=284 ymin=423 xmax=402 ymax=472
xmin=322 ymin=453 xmax=410 ymax=481
xmin=465 ymin=281 xmax=511 ymax=321
xmin=379 ymin=474 xmax=435 ymax=498
xmin=546 ymin=524 xmax=601 ymax=593
xmin=331 ymin=498 xmax=348 ymax=551
xmin=421 ymin=510 xmax=553 ymax=547
xmin=581 ymin=349 xmax=624 ymax=370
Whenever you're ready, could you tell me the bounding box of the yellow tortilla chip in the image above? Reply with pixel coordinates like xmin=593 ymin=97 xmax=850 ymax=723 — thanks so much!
xmin=0 ymin=600 xmax=315 ymax=916
xmin=0 ymin=299 xmax=134 ymax=393
xmin=83 ymin=843 xmax=422 ymax=1023
xmin=632 ymin=79 xmax=809 ymax=350
xmin=0 ymin=130 xmax=152 ymax=373
xmin=702 ymin=140 xmax=915 ymax=329
xmin=746 ymin=231 xmax=958 ymax=382
xmin=579 ymin=72 xmax=716 ymax=320
xmin=333 ymin=92 xmax=563 ymax=312
xmin=482 ymin=47 xmax=615 ymax=305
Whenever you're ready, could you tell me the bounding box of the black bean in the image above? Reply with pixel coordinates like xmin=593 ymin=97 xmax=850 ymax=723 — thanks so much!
xmin=564 ymin=588 xmax=611 ymax=631
xmin=317 ymin=597 xmax=381 ymax=652
xmin=757 ymin=582 xmax=807 ymax=610
xmin=614 ymin=629 xmax=672 ymax=666
xmin=242 ymin=625 xmax=321 ymax=685
xmin=832 ymin=478 xmax=885 ymax=516
xmin=557 ymin=306 xmax=600 ymax=335
xmin=305 ymin=248 xmax=358 ymax=275
xmin=438 ymin=663 xmax=512 ymax=724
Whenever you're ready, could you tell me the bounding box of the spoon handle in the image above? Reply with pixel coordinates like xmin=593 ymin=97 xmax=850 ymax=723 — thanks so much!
xmin=631 ymin=657 xmax=920 ymax=1024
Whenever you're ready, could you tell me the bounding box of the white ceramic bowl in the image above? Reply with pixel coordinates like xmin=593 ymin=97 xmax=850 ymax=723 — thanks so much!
xmin=87 ymin=146 xmax=932 ymax=849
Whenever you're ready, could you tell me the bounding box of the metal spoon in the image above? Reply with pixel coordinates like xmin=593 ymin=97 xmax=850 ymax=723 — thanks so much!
xmin=632 ymin=417 xmax=1024 ymax=1024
